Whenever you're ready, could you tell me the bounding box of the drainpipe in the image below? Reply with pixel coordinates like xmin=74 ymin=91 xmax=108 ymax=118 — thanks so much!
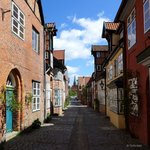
xmin=43 ymin=29 xmax=46 ymax=120
xmin=104 ymin=69 xmax=107 ymax=115
xmin=122 ymin=21 xmax=129 ymax=131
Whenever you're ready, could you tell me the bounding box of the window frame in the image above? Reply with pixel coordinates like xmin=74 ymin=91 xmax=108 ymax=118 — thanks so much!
xmin=32 ymin=27 xmax=40 ymax=53
xmin=143 ymin=0 xmax=150 ymax=33
xmin=97 ymin=65 xmax=102 ymax=71
xmin=11 ymin=2 xmax=25 ymax=40
xmin=32 ymin=81 xmax=40 ymax=112
xmin=127 ymin=8 xmax=136 ymax=49
xmin=54 ymin=89 xmax=62 ymax=106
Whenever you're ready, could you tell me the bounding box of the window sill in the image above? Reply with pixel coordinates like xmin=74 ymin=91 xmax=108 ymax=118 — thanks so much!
xmin=32 ymin=109 xmax=40 ymax=112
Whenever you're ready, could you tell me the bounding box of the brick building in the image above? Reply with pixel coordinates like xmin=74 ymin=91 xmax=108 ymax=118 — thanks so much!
xmin=77 ymin=76 xmax=91 ymax=104
xmin=53 ymin=50 xmax=67 ymax=115
xmin=0 ymin=0 xmax=44 ymax=142
xmin=91 ymin=45 xmax=108 ymax=113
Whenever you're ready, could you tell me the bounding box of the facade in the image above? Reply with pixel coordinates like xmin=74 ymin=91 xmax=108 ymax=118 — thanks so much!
xmin=101 ymin=0 xmax=150 ymax=145
xmin=77 ymin=76 xmax=91 ymax=104
xmin=91 ymin=45 xmax=108 ymax=113
xmin=0 ymin=0 xmax=44 ymax=142
xmin=44 ymin=23 xmax=57 ymax=118
xmin=102 ymin=22 xmax=125 ymax=128
xmin=117 ymin=0 xmax=150 ymax=145
xmin=53 ymin=50 xmax=67 ymax=115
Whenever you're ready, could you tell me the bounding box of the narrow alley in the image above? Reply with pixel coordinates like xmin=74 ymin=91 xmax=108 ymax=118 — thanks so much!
xmin=3 ymin=99 xmax=149 ymax=150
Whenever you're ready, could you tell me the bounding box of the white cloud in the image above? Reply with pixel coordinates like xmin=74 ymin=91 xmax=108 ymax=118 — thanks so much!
xmin=86 ymin=59 xmax=94 ymax=67
xmin=54 ymin=12 xmax=109 ymax=61
xmin=66 ymin=66 xmax=80 ymax=74
xmin=60 ymin=23 xmax=68 ymax=29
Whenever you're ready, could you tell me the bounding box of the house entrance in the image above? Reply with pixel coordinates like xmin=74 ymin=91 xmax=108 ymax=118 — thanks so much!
xmin=6 ymin=72 xmax=16 ymax=133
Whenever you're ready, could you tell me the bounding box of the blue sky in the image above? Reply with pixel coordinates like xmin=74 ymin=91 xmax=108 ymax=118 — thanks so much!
xmin=41 ymin=0 xmax=122 ymax=85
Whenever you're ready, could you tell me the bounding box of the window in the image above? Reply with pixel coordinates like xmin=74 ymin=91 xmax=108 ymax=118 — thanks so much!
xmin=118 ymin=53 xmax=123 ymax=74
xmin=50 ymin=52 xmax=53 ymax=68
xmin=32 ymin=28 xmax=39 ymax=53
xmin=108 ymin=65 xmax=113 ymax=80
xmin=32 ymin=81 xmax=40 ymax=111
xmin=114 ymin=59 xmax=118 ymax=77
xmin=96 ymin=52 xmax=101 ymax=58
xmin=54 ymin=89 xmax=62 ymax=106
xmin=97 ymin=65 xmax=101 ymax=71
xmin=144 ymin=0 xmax=150 ymax=32
xmin=127 ymin=8 xmax=136 ymax=49
xmin=46 ymin=82 xmax=51 ymax=108
xmin=45 ymin=51 xmax=49 ymax=59
xmin=12 ymin=2 xmax=25 ymax=40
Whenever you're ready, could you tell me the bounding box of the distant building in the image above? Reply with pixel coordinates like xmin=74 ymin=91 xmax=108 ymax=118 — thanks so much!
xmin=71 ymin=76 xmax=78 ymax=94
xmin=77 ymin=76 xmax=91 ymax=104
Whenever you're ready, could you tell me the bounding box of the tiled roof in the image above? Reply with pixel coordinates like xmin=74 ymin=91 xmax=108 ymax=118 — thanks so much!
xmin=105 ymin=22 xmax=120 ymax=31
xmin=91 ymin=45 xmax=108 ymax=52
xmin=53 ymin=50 xmax=65 ymax=60
xmin=78 ymin=76 xmax=91 ymax=86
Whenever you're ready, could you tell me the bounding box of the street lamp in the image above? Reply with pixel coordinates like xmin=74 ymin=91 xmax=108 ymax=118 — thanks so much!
xmin=100 ymin=80 xmax=105 ymax=90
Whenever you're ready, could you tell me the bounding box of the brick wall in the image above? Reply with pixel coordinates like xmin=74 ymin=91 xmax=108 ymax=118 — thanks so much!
xmin=0 ymin=0 xmax=44 ymax=141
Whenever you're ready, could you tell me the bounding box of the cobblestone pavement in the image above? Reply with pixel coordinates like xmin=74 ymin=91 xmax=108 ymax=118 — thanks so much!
xmin=3 ymin=100 xmax=150 ymax=150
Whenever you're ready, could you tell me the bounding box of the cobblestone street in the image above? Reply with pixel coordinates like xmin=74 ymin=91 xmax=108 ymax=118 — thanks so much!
xmin=3 ymin=100 xmax=150 ymax=150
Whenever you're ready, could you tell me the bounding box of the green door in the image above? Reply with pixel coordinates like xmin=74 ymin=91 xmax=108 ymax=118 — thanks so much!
xmin=6 ymin=87 xmax=14 ymax=133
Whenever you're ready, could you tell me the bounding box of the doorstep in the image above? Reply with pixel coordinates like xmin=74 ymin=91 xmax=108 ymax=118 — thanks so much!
xmin=6 ymin=131 xmax=19 ymax=141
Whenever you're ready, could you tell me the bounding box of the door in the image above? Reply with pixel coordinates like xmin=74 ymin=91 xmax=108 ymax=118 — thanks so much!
xmin=6 ymin=87 xmax=14 ymax=133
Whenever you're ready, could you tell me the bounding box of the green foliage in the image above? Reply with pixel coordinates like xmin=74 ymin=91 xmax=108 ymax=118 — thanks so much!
xmin=0 ymin=86 xmax=6 ymax=105
xmin=9 ymin=94 xmax=22 ymax=112
xmin=25 ymin=92 xmax=33 ymax=105
xmin=44 ymin=113 xmax=52 ymax=123
xmin=69 ymin=89 xmax=77 ymax=96
xmin=64 ymin=96 xmax=70 ymax=108
xmin=0 ymin=86 xmax=21 ymax=112
xmin=31 ymin=118 xmax=41 ymax=129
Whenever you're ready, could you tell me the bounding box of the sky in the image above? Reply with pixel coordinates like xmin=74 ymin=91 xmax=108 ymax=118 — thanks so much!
xmin=41 ymin=0 xmax=122 ymax=85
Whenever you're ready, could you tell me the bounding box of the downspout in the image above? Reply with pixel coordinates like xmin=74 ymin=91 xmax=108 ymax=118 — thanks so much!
xmin=122 ymin=21 xmax=129 ymax=131
xmin=104 ymin=69 xmax=107 ymax=115
xmin=43 ymin=29 xmax=46 ymax=119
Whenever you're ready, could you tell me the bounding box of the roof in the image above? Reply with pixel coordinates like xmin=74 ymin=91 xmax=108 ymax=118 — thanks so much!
xmin=53 ymin=57 xmax=67 ymax=71
xmin=53 ymin=50 xmax=65 ymax=60
xmin=91 ymin=45 xmax=108 ymax=52
xmin=78 ymin=76 xmax=91 ymax=86
xmin=105 ymin=22 xmax=120 ymax=31
xmin=114 ymin=0 xmax=128 ymax=21
xmin=102 ymin=22 xmax=120 ymax=38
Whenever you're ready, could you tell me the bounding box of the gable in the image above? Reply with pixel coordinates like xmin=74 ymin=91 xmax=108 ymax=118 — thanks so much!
xmin=25 ymin=0 xmax=44 ymax=25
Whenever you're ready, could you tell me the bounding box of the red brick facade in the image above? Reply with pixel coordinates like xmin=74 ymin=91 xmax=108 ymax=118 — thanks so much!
xmin=0 ymin=0 xmax=44 ymax=142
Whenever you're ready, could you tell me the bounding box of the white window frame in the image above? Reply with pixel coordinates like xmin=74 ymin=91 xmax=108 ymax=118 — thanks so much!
xmin=32 ymin=81 xmax=40 ymax=111
xmin=32 ymin=28 xmax=39 ymax=53
xmin=46 ymin=82 xmax=51 ymax=109
xmin=50 ymin=52 xmax=53 ymax=68
xmin=144 ymin=0 xmax=150 ymax=33
xmin=54 ymin=89 xmax=62 ymax=106
xmin=12 ymin=2 xmax=25 ymax=40
xmin=127 ymin=8 xmax=136 ymax=49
